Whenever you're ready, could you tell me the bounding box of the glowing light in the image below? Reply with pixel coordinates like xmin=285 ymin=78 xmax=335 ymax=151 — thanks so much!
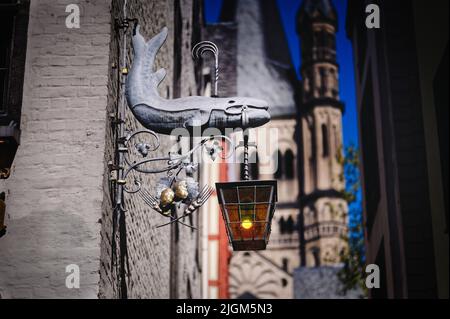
xmin=241 ymin=219 xmax=253 ymax=230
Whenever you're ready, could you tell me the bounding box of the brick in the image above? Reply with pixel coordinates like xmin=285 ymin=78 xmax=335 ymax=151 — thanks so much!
xmin=0 ymin=0 xmax=202 ymax=300
xmin=0 ymin=0 xmax=111 ymax=299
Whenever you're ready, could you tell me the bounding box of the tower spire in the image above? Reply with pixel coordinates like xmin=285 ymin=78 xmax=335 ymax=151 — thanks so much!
xmin=297 ymin=0 xmax=348 ymax=267
xmin=297 ymin=0 xmax=342 ymax=106
xmin=297 ymin=0 xmax=338 ymax=32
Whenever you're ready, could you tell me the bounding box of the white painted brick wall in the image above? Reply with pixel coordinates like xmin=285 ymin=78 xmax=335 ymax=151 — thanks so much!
xmin=0 ymin=0 xmax=112 ymax=299
xmin=0 ymin=0 xmax=203 ymax=299
xmin=99 ymin=0 xmax=202 ymax=299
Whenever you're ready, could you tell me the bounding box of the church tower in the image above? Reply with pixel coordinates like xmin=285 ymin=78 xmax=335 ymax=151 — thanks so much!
xmin=297 ymin=0 xmax=348 ymax=267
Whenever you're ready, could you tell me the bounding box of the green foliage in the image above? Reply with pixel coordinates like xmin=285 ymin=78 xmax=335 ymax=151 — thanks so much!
xmin=336 ymin=145 xmax=368 ymax=297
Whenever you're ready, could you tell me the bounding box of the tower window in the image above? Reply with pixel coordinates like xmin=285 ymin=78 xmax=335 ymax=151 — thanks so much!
xmin=316 ymin=30 xmax=326 ymax=47
xmin=282 ymin=258 xmax=289 ymax=272
xmin=274 ymin=150 xmax=283 ymax=179
xmin=284 ymin=149 xmax=295 ymax=180
xmin=279 ymin=217 xmax=286 ymax=234
xmin=322 ymin=124 xmax=329 ymax=157
xmin=319 ymin=67 xmax=327 ymax=96
xmin=286 ymin=215 xmax=295 ymax=234
xmin=279 ymin=215 xmax=295 ymax=235
xmin=327 ymin=32 xmax=336 ymax=50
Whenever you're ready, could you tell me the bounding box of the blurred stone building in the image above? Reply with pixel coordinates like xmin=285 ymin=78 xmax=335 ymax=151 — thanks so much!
xmin=0 ymin=0 xmax=353 ymax=300
xmin=0 ymin=0 xmax=204 ymax=298
xmin=202 ymin=0 xmax=348 ymax=299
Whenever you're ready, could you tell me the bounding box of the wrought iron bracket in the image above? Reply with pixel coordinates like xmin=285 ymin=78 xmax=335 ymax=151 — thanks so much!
xmin=109 ymin=23 xmax=270 ymax=231
xmin=115 ymin=17 xmax=138 ymax=31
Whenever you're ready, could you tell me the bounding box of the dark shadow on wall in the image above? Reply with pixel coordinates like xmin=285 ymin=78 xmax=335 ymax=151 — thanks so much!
xmin=111 ymin=205 xmax=131 ymax=299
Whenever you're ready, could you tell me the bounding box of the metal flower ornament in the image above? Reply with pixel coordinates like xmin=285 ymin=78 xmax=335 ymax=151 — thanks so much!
xmin=111 ymin=22 xmax=272 ymax=232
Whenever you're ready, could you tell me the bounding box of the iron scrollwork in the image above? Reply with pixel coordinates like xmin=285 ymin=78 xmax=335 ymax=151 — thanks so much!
xmin=111 ymin=23 xmax=270 ymax=230
xmin=112 ymin=129 xmax=233 ymax=228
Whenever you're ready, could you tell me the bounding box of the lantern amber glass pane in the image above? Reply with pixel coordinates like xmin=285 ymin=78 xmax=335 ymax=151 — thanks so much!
xmin=240 ymin=227 xmax=254 ymax=240
xmin=253 ymin=222 xmax=267 ymax=239
xmin=255 ymin=186 xmax=272 ymax=203
xmin=222 ymin=188 xmax=238 ymax=203
xmin=238 ymin=187 xmax=254 ymax=203
xmin=255 ymin=203 xmax=269 ymax=222
xmin=230 ymin=223 xmax=242 ymax=241
xmin=225 ymin=204 xmax=239 ymax=222
xmin=239 ymin=203 xmax=254 ymax=219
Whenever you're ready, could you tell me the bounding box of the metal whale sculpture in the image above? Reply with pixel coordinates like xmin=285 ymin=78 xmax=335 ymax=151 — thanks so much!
xmin=126 ymin=26 xmax=271 ymax=135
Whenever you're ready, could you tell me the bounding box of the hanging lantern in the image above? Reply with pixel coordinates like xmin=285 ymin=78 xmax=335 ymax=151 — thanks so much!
xmin=216 ymin=130 xmax=278 ymax=251
xmin=216 ymin=180 xmax=277 ymax=251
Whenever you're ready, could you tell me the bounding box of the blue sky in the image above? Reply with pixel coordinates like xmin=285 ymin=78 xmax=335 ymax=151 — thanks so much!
xmin=204 ymin=0 xmax=359 ymax=148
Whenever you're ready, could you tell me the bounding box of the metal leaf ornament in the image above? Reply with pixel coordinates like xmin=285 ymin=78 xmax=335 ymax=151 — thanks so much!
xmin=135 ymin=142 xmax=151 ymax=157
xmin=183 ymin=162 xmax=198 ymax=176
xmin=185 ymin=177 xmax=200 ymax=200
xmin=205 ymin=140 xmax=223 ymax=161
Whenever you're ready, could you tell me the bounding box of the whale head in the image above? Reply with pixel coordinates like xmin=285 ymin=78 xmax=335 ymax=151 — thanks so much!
xmin=220 ymin=97 xmax=271 ymax=128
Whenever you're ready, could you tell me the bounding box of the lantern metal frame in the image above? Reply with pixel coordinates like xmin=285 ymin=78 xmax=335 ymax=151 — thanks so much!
xmin=216 ymin=180 xmax=278 ymax=251
xmin=216 ymin=129 xmax=278 ymax=251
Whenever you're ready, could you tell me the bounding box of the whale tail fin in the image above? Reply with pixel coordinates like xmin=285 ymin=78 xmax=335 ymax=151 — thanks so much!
xmin=128 ymin=26 xmax=168 ymax=106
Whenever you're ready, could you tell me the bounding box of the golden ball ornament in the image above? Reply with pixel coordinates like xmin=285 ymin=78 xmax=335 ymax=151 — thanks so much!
xmin=160 ymin=188 xmax=175 ymax=206
xmin=174 ymin=180 xmax=189 ymax=200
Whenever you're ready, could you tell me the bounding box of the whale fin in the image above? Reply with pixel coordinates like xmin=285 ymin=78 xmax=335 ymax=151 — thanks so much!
xmin=129 ymin=26 xmax=169 ymax=105
xmin=143 ymin=27 xmax=168 ymax=76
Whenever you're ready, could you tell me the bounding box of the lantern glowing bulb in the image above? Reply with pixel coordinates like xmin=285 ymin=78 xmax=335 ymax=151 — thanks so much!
xmin=241 ymin=219 xmax=253 ymax=230
xmin=240 ymin=201 xmax=254 ymax=230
